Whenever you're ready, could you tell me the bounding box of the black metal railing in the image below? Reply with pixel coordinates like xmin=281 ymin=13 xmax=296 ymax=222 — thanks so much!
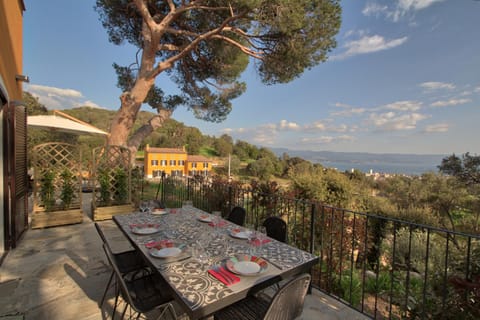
xmin=147 ymin=176 xmax=480 ymax=319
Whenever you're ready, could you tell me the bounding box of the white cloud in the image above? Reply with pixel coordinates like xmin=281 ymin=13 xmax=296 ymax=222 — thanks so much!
xmin=363 ymin=0 xmax=446 ymax=22
xmin=332 ymin=102 xmax=367 ymax=116
xmin=304 ymin=121 xmax=352 ymax=133
xmin=25 ymin=83 xmax=105 ymax=109
xmin=27 ymin=84 xmax=83 ymax=98
xmin=332 ymin=35 xmax=408 ymax=60
xmin=381 ymin=100 xmax=422 ymax=111
xmin=278 ymin=120 xmax=300 ymax=131
xmin=430 ymin=98 xmax=471 ymax=107
xmin=424 ymin=123 xmax=449 ymax=133
xmin=362 ymin=2 xmax=389 ymax=17
xmin=397 ymin=0 xmax=446 ymax=11
xmin=419 ymin=81 xmax=455 ymax=91
xmin=474 ymin=86 xmax=480 ymax=93
xmin=368 ymin=112 xmax=429 ymax=131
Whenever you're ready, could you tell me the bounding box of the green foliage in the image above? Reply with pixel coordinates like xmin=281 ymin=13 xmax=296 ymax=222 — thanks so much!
xmin=439 ymin=152 xmax=480 ymax=186
xmin=381 ymin=227 xmax=446 ymax=274
xmin=333 ymin=270 xmax=363 ymax=307
xmin=98 ymin=168 xmax=111 ymax=206
xmin=59 ymin=169 xmax=76 ymax=210
xmin=40 ymin=169 xmax=57 ymax=212
xmin=113 ymin=168 xmax=128 ymax=205
xmin=364 ymin=271 xmax=393 ymax=295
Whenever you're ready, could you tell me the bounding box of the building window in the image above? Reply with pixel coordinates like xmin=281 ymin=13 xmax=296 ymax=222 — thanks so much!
xmin=203 ymin=162 xmax=209 ymax=168
xmin=191 ymin=162 xmax=197 ymax=168
xmin=170 ymin=160 xmax=176 ymax=166
xmin=151 ymin=160 xmax=158 ymax=166
xmin=160 ymin=160 xmax=167 ymax=166
xmin=178 ymin=160 xmax=185 ymax=166
xmin=152 ymin=170 xmax=161 ymax=177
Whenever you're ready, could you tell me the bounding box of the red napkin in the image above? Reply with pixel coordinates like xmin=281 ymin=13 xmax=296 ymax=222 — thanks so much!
xmin=208 ymin=267 xmax=240 ymax=286
xmin=208 ymin=220 xmax=227 ymax=227
xmin=145 ymin=239 xmax=174 ymax=249
xmin=252 ymin=238 xmax=271 ymax=246
xmin=169 ymin=208 xmax=178 ymax=214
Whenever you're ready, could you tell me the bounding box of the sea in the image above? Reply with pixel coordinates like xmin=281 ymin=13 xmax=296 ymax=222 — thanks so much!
xmin=271 ymin=148 xmax=447 ymax=176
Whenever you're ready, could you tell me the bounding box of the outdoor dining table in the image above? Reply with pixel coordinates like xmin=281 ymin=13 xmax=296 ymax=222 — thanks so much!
xmin=113 ymin=205 xmax=319 ymax=320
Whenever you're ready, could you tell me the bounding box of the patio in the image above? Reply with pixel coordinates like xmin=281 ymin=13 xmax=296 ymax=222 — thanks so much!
xmin=0 ymin=203 xmax=368 ymax=320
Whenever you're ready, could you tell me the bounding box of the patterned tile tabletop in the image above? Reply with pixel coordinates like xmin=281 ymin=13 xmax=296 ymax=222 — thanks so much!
xmin=114 ymin=206 xmax=318 ymax=319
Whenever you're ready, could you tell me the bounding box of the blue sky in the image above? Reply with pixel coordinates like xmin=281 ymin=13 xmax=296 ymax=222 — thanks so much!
xmin=23 ymin=0 xmax=480 ymax=155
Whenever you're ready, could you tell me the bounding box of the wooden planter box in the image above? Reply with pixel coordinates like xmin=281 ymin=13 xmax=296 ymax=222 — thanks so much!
xmin=31 ymin=208 xmax=83 ymax=229
xmin=93 ymin=204 xmax=135 ymax=221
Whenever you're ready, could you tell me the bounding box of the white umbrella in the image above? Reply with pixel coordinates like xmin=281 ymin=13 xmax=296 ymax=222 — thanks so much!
xmin=27 ymin=111 xmax=109 ymax=136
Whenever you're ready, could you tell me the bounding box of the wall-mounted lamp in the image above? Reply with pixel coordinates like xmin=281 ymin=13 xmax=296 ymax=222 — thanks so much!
xmin=15 ymin=74 xmax=30 ymax=83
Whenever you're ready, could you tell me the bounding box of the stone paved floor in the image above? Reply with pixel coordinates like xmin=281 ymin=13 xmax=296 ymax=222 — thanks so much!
xmin=0 ymin=207 xmax=369 ymax=320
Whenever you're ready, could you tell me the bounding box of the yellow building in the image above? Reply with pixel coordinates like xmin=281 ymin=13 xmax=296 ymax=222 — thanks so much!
xmin=143 ymin=145 xmax=212 ymax=178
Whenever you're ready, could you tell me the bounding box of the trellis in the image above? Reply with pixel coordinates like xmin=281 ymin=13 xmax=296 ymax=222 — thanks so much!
xmin=92 ymin=145 xmax=133 ymax=220
xmin=31 ymin=142 xmax=83 ymax=228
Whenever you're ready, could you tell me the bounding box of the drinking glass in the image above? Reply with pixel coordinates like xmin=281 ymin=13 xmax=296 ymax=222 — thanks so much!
xmin=139 ymin=201 xmax=148 ymax=213
xmin=212 ymin=211 xmax=222 ymax=235
xmin=193 ymin=240 xmax=211 ymax=265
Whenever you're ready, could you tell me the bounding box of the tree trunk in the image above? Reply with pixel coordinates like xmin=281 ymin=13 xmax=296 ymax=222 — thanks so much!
xmin=107 ymin=75 xmax=156 ymax=147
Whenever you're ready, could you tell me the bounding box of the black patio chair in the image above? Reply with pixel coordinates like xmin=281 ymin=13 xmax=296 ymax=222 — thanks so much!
xmin=227 ymin=206 xmax=246 ymax=226
xmin=94 ymin=223 xmax=148 ymax=309
xmin=262 ymin=216 xmax=287 ymax=243
xmin=102 ymin=244 xmax=178 ymax=320
xmin=213 ymin=273 xmax=311 ymax=320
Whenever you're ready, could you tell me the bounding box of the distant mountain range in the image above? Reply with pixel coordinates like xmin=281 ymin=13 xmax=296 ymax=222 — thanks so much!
xmin=271 ymin=148 xmax=448 ymax=175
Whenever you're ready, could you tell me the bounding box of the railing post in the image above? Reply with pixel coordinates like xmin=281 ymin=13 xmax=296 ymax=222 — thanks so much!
xmin=228 ymin=184 xmax=233 ymax=214
xmin=161 ymin=171 xmax=165 ymax=203
xmin=310 ymin=202 xmax=316 ymax=254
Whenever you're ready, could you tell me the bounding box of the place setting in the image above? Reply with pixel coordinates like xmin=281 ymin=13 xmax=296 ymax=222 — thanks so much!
xmin=145 ymin=239 xmax=191 ymax=263
xmin=129 ymin=223 xmax=161 ymax=235
xmin=139 ymin=200 xmax=168 ymax=215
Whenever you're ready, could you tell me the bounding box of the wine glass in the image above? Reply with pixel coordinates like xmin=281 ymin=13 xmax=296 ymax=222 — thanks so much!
xmin=139 ymin=200 xmax=148 ymax=213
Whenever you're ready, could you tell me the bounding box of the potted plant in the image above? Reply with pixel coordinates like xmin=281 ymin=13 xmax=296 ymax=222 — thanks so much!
xmin=93 ymin=166 xmax=133 ymax=221
xmin=40 ymin=169 xmax=56 ymax=211
xmin=60 ymin=168 xmax=76 ymax=210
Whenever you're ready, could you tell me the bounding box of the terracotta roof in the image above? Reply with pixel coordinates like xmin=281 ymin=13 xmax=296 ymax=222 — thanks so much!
xmin=187 ymin=155 xmax=212 ymax=162
xmin=147 ymin=147 xmax=186 ymax=154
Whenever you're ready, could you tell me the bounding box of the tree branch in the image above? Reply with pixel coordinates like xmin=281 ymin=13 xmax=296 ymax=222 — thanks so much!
xmin=151 ymin=11 xmax=248 ymax=77
xmin=211 ymin=34 xmax=264 ymax=59
xmin=127 ymin=108 xmax=173 ymax=149
xmin=133 ymin=0 xmax=157 ymax=30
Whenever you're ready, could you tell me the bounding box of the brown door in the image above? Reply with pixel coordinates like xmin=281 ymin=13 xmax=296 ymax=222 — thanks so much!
xmin=3 ymin=101 xmax=28 ymax=249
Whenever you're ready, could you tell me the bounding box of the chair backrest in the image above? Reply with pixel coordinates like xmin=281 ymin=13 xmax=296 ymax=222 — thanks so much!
xmin=95 ymin=222 xmax=110 ymax=247
xmin=101 ymin=243 xmax=139 ymax=310
xmin=262 ymin=216 xmax=287 ymax=243
xmin=227 ymin=206 xmax=246 ymax=226
xmin=263 ymin=273 xmax=311 ymax=320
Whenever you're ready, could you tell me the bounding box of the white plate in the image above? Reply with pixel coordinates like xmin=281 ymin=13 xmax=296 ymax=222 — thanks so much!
xmin=229 ymin=229 xmax=252 ymax=239
xmin=151 ymin=209 xmax=167 ymax=215
xmin=150 ymin=247 xmax=182 ymax=258
xmin=131 ymin=226 xmax=160 ymax=235
xmin=198 ymin=214 xmax=213 ymax=222
xmin=225 ymin=255 xmax=268 ymax=276
xmin=231 ymin=261 xmax=261 ymax=275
